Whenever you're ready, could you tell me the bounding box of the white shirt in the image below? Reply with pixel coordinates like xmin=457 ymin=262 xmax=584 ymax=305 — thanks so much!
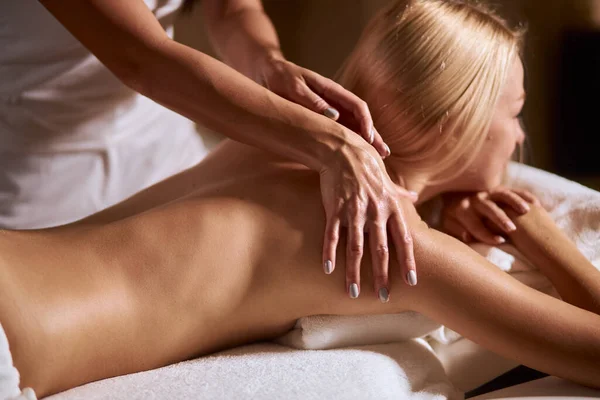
xmin=0 ymin=0 xmax=209 ymax=228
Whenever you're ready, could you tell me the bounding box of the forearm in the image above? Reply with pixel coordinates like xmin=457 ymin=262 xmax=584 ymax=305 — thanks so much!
xmin=134 ymin=39 xmax=351 ymax=171
xmin=507 ymin=206 xmax=600 ymax=314
xmin=39 ymin=0 xmax=357 ymax=172
xmin=203 ymin=0 xmax=281 ymax=82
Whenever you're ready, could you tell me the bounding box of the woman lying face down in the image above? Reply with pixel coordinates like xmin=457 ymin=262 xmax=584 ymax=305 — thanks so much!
xmin=1 ymin=1 xmax=600 ymax=398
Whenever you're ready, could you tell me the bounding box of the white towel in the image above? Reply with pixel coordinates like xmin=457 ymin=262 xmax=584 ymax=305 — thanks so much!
xmin=276 ymin=163 xmax=600 ymax=350
xmin=0 ymin=323 xmax=37 ymax=400
xmin=48 ymin=341 xmax=462 ymax=400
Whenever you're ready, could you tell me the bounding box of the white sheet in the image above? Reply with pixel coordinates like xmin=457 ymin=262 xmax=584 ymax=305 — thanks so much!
xmin=47 ymin=341 xmax=461 ymax=400
xmin=45 ymin=163 xmax=600 ymax=400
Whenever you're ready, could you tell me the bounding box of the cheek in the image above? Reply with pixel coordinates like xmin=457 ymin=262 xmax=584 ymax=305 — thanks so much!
xmin=478 ymin=133 xmax=511 ymax=184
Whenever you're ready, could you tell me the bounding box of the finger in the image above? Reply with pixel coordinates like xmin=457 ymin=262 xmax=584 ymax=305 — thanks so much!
xmin=472 ymin=193 xmax=517 ymax=233
xmin=323 ymin=215 xmax=341 ymax=275
xmin=442 ymin=215 xmax=473 ymax=243
xmin=371 ymin=126 xmax=390 ymax=159
xmin=368 ymin=221 xmax=390 ymax=303
xmin=303 ymin=71 xmax=389 ymax=157
xmin=489 ymin=190 xmax=530 ymax=214
xmin=457 ymin=208 xmax=506 ymax=245
xmin=388 ymin=211 xmax=416 ymax=287
xmin=510 ymin=189 xmax=540 ymax=206
xmin=346 ymin=204 xmax=365 ymax=299
xmin=288 ymin=79 xmax=339 ymax=121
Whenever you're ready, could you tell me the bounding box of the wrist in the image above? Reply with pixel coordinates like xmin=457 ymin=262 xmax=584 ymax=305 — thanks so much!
xmin=319 ymin=127 xmax=380 ymax=173
xmin=506 ymin=205 xmax=557 ymax=252
xmin=252 ymin=46 xmax=285 ymax=85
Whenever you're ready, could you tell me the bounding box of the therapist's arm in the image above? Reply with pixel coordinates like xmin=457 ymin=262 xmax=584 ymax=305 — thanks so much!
xmin=201 ymin=0 xmax=281 ymax=83
xmin=40 ymin=0 xmax=419 ymax=295
xmin=201 ymin=0 xmax=389 ymax=155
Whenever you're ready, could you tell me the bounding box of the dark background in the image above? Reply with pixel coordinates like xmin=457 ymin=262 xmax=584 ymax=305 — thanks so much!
xmin=175 ymin=0 xmax=600 ymax=190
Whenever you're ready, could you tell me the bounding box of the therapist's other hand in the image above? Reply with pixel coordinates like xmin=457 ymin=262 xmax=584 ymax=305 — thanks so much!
xmin=319 ymin=142 xmax=419 ymax=302
xmin=257 ymin=53 xmax=390 ymax=159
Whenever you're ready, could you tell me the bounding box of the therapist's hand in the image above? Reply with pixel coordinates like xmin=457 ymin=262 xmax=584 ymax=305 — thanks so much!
xmin=257 ymin=52 xmax=391 ymax=159
xmin=319 ymin=141 xmax=419 ymax=302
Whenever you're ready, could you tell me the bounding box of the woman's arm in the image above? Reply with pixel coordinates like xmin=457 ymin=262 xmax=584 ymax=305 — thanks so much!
xmin=506 ymin=204 xmax=600 ymax=314
xmin=400 ymin=220 xmax=600 ymax=389
xmin=440 ymin=188 xmax=600 ymax=314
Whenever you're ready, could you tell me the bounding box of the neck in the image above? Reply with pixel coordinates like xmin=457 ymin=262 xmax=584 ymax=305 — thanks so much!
xmin=385 ymin=160 xmax=453 ymax=205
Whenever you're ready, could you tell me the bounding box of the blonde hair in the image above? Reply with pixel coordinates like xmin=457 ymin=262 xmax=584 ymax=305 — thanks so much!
xmin=338 ymin=0 xmax=524 ymax=183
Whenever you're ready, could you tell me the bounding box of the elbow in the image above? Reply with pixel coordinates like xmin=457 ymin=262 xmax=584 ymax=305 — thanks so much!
xmin=112 ymin=61 xmax=147 ymax=96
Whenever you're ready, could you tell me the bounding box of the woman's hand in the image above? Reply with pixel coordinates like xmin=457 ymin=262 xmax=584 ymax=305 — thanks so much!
xmin=441 ymin=187 xmax=540 ymax=245
xmin=319 ymin=143 xmax=419 ymax=302
xmin=257 ymin=53 xmax=391 ymax=159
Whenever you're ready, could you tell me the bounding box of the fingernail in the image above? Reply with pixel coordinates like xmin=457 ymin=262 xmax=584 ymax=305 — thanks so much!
xmin=349 ymin=283 xmax=359 ymax=299
xmin=505 ymin=221 xmax=517 ymax=232
xmin=378 ymin=287 xmax=389 ymax=303
xmin=323 ymin=260 xmax=333 ymax=274
xmin=384 ymin=143 xmax=391 ymax=157
xmin=323 ymin=108 xmax=339 ymax=120
xmin=409 ymin=191 xmax=419 ymax=200
xmin=521 ymin=204 xmax=530 ymax=213
xmin=369 ymin=127 xmax=375 ymax=144
xmin=495 ymin=236 xmax=506 ymax=244
xmin=407 ymin=270 xmax=417 ymax=286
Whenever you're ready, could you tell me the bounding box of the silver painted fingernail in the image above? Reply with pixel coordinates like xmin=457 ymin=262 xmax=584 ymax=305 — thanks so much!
xmin=495 ymin=236 xmax=506 ymax=244
xmin=378 ymin=287 xmax=389 ymax=303
xmin=384 ymin=143 xmax=391 ymax=157
xmin=324 ymin=260 xmax=333 ymax=274
xmin=369 ymin=127 xmax=375 ymax=144
xmin=324 ymin=108 xmax=340 ymax=120
xmin=505 ymin=221 xmax=517 ymax=232
xmin=349 ymin=283 xmax=359 ymax=299
xmin=407 ymin=270 xmax=417 ymax=286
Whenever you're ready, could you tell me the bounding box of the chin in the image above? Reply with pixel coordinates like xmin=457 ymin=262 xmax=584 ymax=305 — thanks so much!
xmin=469 ymin=175 xmax=502 ymax=192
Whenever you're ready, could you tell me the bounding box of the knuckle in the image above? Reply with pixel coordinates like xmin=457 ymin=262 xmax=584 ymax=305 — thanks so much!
xmin=370 ymin=220 xmax=386 ymax=231
xmin=327 ymin=230 xmax=339 ymax=242
xmin=375 ymin=244 xmax=389 ymax=258
xmin=292 ymin=80 xmax=305 ymax=96
xmin=373 ymin=272 xmax=388 ymax=283
xmin=321 ymin=81 xmax=337 ymax=97
xmin=358 ymin=99 xmax=370 ymax=115
xmin=348 ymin=242 xmax=363 ymax=255
xmin=349 ymin=201 xmax=366 ymax=217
